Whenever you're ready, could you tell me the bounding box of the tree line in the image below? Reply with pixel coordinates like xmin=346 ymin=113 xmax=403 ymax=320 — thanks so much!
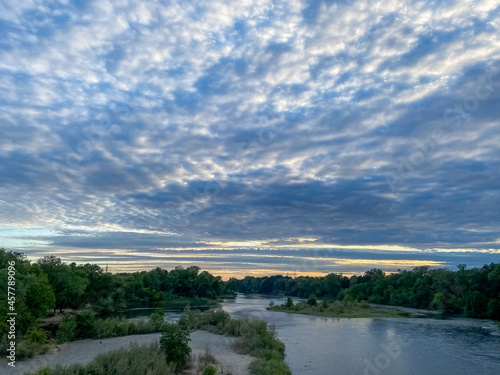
xmin=227 ymin=263 xmax=500 ymax=319
xmin=0 ymin=249 xmax=225 ymax=338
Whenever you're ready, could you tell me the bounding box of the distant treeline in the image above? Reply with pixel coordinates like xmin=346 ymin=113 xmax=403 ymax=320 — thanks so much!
xmin=227 ymin=264 xmax=500 ymax=320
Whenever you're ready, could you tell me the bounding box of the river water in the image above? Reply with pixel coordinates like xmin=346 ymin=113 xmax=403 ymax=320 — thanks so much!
xmin=218 ymin=294 xmax=500 ymax=375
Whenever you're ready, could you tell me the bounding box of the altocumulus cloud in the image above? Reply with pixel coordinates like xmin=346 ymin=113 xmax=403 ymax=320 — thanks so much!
xmin=0 ymin=0 xmax=499 ymax=277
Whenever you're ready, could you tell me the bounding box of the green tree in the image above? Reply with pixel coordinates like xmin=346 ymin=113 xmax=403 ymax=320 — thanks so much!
xmin=467 ymin=291 xmax=489 ymax=317
xmin=37 ymin=256 xmax=89 ymax=311
xmin=0 ymin=249 xmax=55 ymax=335
xmin=487 ymin=299 xmax=500 ymax=320
xmin=307 ymin=294 xmax=317 ymax=306
xmin=159 ymin=323 xmax=191 ymax=369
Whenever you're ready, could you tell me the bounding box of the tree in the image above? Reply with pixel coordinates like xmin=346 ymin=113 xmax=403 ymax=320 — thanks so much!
xmin=0 ymin=249 xmax=55 ymax=335
xmin=307 ymin=294 xmax=317 ymax=306
xmin=488 ymin=299 xmax=500 ymax=320
xmin=160 ymin=323 xmax=191 ymax=369
xmin=468 ymin=291 xmax=489 ymax=317
xmin=24 ymin=271 xmax=56 ymax=318
xmin=38 ymin=256 xmax=89 ymax=311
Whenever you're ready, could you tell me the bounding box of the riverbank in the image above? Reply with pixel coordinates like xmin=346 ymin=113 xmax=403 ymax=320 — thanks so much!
xmin=5 ymin=330 xmax=253 ymax=375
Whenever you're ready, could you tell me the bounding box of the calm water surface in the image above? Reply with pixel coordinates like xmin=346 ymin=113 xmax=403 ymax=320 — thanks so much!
xmin=219 ymin=294 xmax=500 ymax=375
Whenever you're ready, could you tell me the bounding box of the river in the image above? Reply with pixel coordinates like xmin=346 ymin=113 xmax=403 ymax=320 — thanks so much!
xmin=219 ymin=294 xmax=500 ymax=375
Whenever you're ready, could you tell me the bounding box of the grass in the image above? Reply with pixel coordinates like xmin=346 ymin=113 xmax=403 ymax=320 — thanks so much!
xmin=26 ymin=342 xmax=176 ymax=375
xmin=268 ymin=299 xmax=413 ymax=318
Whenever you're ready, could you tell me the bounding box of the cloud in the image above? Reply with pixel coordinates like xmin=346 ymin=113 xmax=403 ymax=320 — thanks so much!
xmin=0 ymin=0 xmax=499 ymax=276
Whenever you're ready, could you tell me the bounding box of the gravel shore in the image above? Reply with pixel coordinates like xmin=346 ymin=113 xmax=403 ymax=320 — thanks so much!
xmin=4 ymin=331 xmax=253 ymax=375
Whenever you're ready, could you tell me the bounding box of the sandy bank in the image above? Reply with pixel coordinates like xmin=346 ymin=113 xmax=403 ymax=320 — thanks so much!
xmin=5 ymin=331 xmax=253 ymax=375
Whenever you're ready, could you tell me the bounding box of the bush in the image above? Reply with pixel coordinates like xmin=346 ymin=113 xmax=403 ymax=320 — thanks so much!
xmin=250 ymin=358 xmax=292 ymax=375
xmin=150 ymin=308 xmax=166 ymax=330
xmin=307 ymin=295 xmax=317 ymax=306
xmin=74 ymin=307 xmax=96 ymax=339
xmin=359 ymin=301 xmax=370 ymax=309
xmin=17 ymin=340 xmax=50 ymax=360
xmin=221 ymin=319 xmax=244 ymax=336
xmin=159 ymin=323 xmax=191 ymax=369
xmin=236 ymin=320 xmax=285 ymax=360
xmin=92 ymin=317 xmax=129 ymax=338
xmin=178 ymin=305 xmax=203 ymax=331
xmin=57 ymin=315 xmax=77 ymax=343
xmin=285 ymin=297 xmax=294 ymax=308
xmin=27 ymin=327 xmax=48 ymax=344
xmin=202 ymin=364 xmax=217 ymax=375
xmin=203 ymin=309 xmax=231 ymax=327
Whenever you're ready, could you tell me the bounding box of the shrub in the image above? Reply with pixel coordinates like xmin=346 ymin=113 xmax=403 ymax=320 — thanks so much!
xmin=57 ymin=315 xmax=77 ymax=343
xmin=285 ymin=297 xmax=294 ymax=308
xmin=17 ymin=340 xmax=50 ymax=360
xmin=222 ymin=319 xmax=244 ymax=336
xmin=178 ymin=305 xmax=203 ymax=331
xmin=27 ymin=327 xmax=48 ymax=344
xmin=343 ymin=293 xmax=355 ymax=302
xmin=150 ymin=308 xmax=166 ymax=330
xmin=203 ymin=309 xmax=231 ymax=327
xmin=159 ymin=323 xmax=191 ymax=369
xmin=75 ymin=307 xmax=96 ymax=339
xmin=359 ymin=301 xmax=370 ymax=309
xmin=307 ymin=295 xmax=317 ymax=306
xmin=92 ymin=317 xmax=130 ymax=338
xmin=202 ymin=364 xmax=217 ymax=375
xmin=250 ymin=358 xmax=292 ymax=375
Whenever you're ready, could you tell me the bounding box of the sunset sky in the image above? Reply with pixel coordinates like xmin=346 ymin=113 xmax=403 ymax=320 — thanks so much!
xmin=1 ymin=0 xmax=499 ymax=279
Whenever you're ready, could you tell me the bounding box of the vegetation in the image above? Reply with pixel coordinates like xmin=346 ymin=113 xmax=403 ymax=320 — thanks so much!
xmin=1 ymin=308 xmax=168 ymax=360
xmin=231 ymin=263 xmax=500 ymax=319
xmin=159 ymin=323 xmax=191 ymax=369
xmin=26 ymin=342 xmax=176 ymax=375
xmin=179 ymin=307 xmax=292 ymax=375
xmin=269 ymin=299 xmax=412 ymax=318
xmin=0 ymin=248 xmax=226 ymax=360
xmin=24 ymin=307 xmax=291 ymax=375
xmin=202 ymin=364 xmax=217 ymax=375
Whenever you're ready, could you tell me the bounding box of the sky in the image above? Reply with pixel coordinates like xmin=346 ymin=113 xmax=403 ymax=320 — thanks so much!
xmin=0 ymin=0 xmax=499 ymax=279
